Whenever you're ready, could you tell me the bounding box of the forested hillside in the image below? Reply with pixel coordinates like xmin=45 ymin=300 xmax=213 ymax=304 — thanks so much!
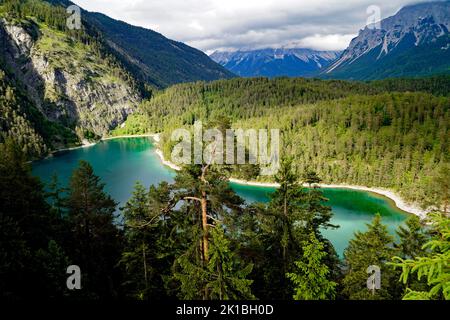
xmin=114 ymin=76 xmax=450 ymax=206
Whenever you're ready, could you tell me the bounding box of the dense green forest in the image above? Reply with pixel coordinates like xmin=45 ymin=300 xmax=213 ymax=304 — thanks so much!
xmin=0 ymin=138 xmax=448 ymax=300
xmin=113 ymin=76 xmax=450 ymax=208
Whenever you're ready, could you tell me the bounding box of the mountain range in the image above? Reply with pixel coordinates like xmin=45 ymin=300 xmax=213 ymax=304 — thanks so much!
xmin=324 ymin=1 xmax=450 ymax=80
xmin=210 ymin=48 xmax=340 ymax=78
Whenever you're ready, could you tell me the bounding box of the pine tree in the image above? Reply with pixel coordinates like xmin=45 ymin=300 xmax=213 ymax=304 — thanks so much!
xmin=167 ymin=120 xmax=254 ymax=299
xmin=391 ymin=213 xmax=449 ymax=300
xmin=390 ymin=216 xmax=430 ymax=298
xmin=65 ymin=160 xmax=122 ymax=299
xmin=120 ymin=181 xmax=174 ymax=300
xmin=255 ymin=158 xmax=337 ymax=299
xmin=34 ymin=240 xmax=70 ymax=299
xmin=172 ymin=225 xmax=254 ymax=300
xmin=206 ymin=226 xmax=254 ymax=300
xmin=0 ymin=139 xmax=67 ymax=300
xmin=396 ymin=216 xmax=428 ymax=260
xmin=342 ymin=214 xmax=396 ymax=300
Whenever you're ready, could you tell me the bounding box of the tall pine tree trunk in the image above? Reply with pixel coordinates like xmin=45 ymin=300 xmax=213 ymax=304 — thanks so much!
xmin=201 ymin=190 xmax=209 ymax=263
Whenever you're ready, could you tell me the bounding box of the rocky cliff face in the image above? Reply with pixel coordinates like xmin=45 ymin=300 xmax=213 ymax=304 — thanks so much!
xmin=324 ymin=1 xmax=450 ymax=80
xmin=0 ymin=18 xmax=140 ymax=141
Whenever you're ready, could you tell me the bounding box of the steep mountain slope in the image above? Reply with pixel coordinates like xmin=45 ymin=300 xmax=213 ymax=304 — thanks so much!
xmin=84 ymin=12 xmax=235 ymax=88
xmin=324 ymin=1 xmax=450 ymax=80
xmin=211 ymin=48 xmax=340 ymax=78
xmin=45 ymin=0 xmax=234 ymax=88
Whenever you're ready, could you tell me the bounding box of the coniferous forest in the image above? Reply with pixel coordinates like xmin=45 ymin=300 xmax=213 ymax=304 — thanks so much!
xmin=0 ymin=0 xmax=449 ymax=305
xmin=114 ymin=77 xmax=450 ymax=208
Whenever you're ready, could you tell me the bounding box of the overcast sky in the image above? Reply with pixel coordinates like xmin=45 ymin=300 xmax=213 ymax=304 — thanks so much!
xmin=72 ymin=0 xmax=435 ymax=53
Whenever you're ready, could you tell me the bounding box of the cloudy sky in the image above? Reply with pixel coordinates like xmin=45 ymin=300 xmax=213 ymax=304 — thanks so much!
xmin=72 ymin=0 xmax=434 ymax=53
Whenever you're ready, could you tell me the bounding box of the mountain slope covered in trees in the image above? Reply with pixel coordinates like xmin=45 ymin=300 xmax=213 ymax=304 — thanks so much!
xmin=0 ymin=0 xmax=143 ymax=153
xmin=84 ymin=11 xmax=235 ymax=88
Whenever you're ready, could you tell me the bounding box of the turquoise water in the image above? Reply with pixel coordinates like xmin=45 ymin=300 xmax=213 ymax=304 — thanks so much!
xmin=32 ymin=137 xmax=408 ymax=256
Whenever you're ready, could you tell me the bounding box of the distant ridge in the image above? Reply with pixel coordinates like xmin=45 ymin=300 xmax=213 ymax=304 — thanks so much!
xmin=211 ymin=48 xmax=341 ymax=78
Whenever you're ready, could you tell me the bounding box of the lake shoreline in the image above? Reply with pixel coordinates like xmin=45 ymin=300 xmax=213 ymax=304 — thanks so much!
xmin=148 ymin=135 xmax=428 ymax=219
xmin=50 ymin=134 xmax=429 ymax=219
xmin=48 ymin=134 xmax=158 ymax=155
xmin=229 ymin=178 xmax=428 ymax=219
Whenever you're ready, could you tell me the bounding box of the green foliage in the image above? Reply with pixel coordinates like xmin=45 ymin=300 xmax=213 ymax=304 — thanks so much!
xmin=0 ymin=68 xmax=47 ymax=157
xmin=233 ymin=158 xmax=339 ymax=300
xmin=34 ymin=240 xmax=70 ymax=298
xmin=120 ymin=181 xmax=174 ymax=300
xmin=65 ymin=160 xmax=123 ymax=299
xmin=0 ymin=139 xmax=69 ymax=299
xmin=111 ymin=114 xmax=152 ymax=136
xmin=420 ymin=164 xmax=450 ymax=213
xmin=286 ymin=233 xmax=337 ymax=300
xmin=173 ymin=226 xmax=255 ymax=300
xmin=205 ymin=226 xmax=255 ymax=300
xmin=2 ymin=0 xmax=68 ymax=31
xmin=130 ymin=76 xmax=449 ymax=207
xmin=0 ymin=64 xmax=81 ymax=156
xmin=0 ymin=133 xmax=447 ymax=301
xmin=0 ymin=0 xmax=144 ymax=152
xmin=396 ymin=216 xmax=429 ymax=260
xmin=390 ymin=216 xmax=430 ymax=297
xmin=168 ymin=162 xmax=252 ymax=299
xmin=391 ymin=213 xmax=450 ymax=300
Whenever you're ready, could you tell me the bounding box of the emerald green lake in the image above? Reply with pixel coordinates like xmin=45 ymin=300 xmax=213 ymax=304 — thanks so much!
xmin=32 ymin=137 xmax=408 ymax=256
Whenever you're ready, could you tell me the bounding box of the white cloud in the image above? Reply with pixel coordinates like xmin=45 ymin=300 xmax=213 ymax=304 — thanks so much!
xmin=291 ymin=34 xmax=358 ymax=51
xmin=71 ymin=0 xmax=436 ymax=52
